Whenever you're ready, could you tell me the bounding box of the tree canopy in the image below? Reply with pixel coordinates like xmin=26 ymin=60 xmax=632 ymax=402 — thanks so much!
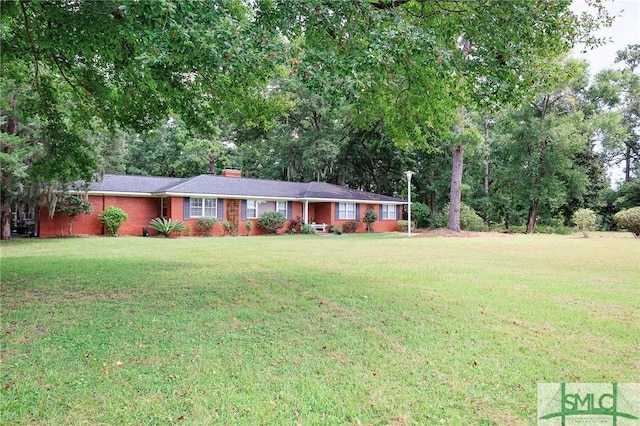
xmin=1 ymin=0 xmax=626 ymax=239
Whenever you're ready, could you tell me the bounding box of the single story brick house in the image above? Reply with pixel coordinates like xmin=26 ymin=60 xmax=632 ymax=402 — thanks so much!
xmin=38 ymin=169 xmax=406 ymax=237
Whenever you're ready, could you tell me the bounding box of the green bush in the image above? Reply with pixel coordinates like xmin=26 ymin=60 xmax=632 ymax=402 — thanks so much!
xmin=614 ymin=207 xmax=640 ymax=237
xmin=334 ymin=225 xmax=343 ymax=235
xmin=411 ymin=202 xmax=430 ymax=228
xmin=342 ymin=221 xmax=360 ymax=233
xmin=98 ymin=206 xmax=128 ymax=236
xmin=572 ymin=208 xmax=597 ymax=238
xmin=437 ymin=203 xmax=488 ymax=231
xmin=257 ymin=211 xmax=286 ymax=233
xmin=245 ymin=220 xmax=254 ymax=235
xmin=195 ymin=217 xmax=218 ymax=236
xmin=363 ymin=208 xmax=377 ymax=232
xmin=300 ymin=223 xmax=316 ymax=234
xmin=149 ymin=217 xmax=186 ymax=237
xmin=221 ymin=220 xmax=231 ymax=235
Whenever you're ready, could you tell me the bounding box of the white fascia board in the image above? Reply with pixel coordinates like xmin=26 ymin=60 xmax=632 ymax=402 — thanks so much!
xmin=86 ymin=191 xmax=155 ymax=197
xmin=162 ymin=192 xmax=293 ymax=202
xmin=299 ymin=197 xmax=404 ymax=204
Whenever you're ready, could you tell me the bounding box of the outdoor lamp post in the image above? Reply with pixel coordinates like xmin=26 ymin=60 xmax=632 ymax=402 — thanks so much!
xmin=405 ymin=171 xmax=414 ymax=237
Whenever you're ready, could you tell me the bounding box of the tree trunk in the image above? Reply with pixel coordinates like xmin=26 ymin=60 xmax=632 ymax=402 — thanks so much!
xmin=625 ymin=144 xmax=631 ymax=182
xmin=208 ymin=155 xmax=216 ymax=175
xmin=68 ymin=217 xmax=73 ymax=237
xmin=1 ymin=201 xmax=11 ymax=240
xmin=448 ymin=143 xmax=464 ymax=232
xmin=428 ymin=194 xmax=436 ymax=225
xmin=526 ymin=200 xmax=539 ymax=234
xmin=1 ymin=102 xmax=17 ymax=240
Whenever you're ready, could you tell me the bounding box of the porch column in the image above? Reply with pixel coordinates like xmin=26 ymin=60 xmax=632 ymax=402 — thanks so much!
xmin=303 ymin=201 xmax=309 ymax=223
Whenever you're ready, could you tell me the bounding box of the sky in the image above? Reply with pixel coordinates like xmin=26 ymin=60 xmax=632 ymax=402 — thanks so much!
xmin=571 ymin=0 xmax=640 ymax=75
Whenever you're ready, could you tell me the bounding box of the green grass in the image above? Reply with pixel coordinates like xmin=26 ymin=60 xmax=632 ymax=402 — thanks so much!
xmin=1 ymin=232 xmax=638 ymax=425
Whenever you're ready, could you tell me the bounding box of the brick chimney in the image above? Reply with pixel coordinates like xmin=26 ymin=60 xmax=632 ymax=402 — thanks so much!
xmin=221 ymin=168 xmax=241 ymax=178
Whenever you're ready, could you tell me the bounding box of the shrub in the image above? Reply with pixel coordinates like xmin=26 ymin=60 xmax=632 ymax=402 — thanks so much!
xmin=257 ymin=211 xmax=286 ymax=233
xmin=195 ymin=217 xmax=218 ymax=236
xmin=300 ymin=223 xmax=316 ymax=234
xmin=437 ymin=203 xmax=488 ymax=232
xmin=363 ymin=208 xmax=377 ymax=232
xmin=287 ymin=216 xmax=303 ymax=234
xmin=334 ymin=225 xmax=343 ymax=235
xmin=572 ymin=208 xmax=597 ymax=238
xmin=245 ymin=220 xmax=253 ymax=235
xmin=396 ymin=220 xmax=416 ymax=233
xmin=221 ymin=220 xmax=231 ymax=235
xmin=98 ymin=206 xmax=128 ymax=236
xmin=614 ymin=207 xmax=640 ymax=237
xmin=411 ymin=202 xmax=430 ymax=228
xmin=149 ymin=217 xmax=186 ymax=237
xmin=342 ymin=221 xmax=360 ymax=233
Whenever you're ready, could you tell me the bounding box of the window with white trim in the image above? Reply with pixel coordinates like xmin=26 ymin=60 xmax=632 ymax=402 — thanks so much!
xmin=246 ymin=200 xmax=258 ymax=218
xmin=190 ymin=198 xmax=217 ymax=218
xmin=276 ymin=201 xmax=287 ymax=216
xmin=338 ymin=202 xmax=356 ymax=220
xmin=247 ymin=200 xmax=288 ymax=218
xmin=381 ymin=205 xmax=396 ymax=220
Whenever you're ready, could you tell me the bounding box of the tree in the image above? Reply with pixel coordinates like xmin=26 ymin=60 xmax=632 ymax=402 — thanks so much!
xmin=55 ymin=193 xmax=92 ymax=237
xmin=572 ymin=208 xmax=596 ymax=238
xmin=592 ymin=45 xmax=640 ymax=182
xmin=447 ymin=113 xmax=483 ymax=232
xmin=363 ymin=208 xmax=378 ymax=232
xmin=0 ymin=0 xmax=289 ymax=239
xmin=261 ymin=0 xmax=611 ymax=145
xmin=259 ymin=0 xmax=611 ymax=232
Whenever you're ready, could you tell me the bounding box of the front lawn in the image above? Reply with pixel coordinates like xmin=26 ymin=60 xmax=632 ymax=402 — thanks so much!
xmin=1 ymin=233 xmax=638 ymax=425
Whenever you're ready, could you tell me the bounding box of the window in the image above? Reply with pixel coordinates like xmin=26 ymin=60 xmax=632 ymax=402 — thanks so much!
xmin=246 ymin=200 xmax=258 ymax=218
xmin=161 ymin=198 xmax=168 ymax=218
xmin=338 ymin=203 xmax=356 ymax=220
xmin=276 ymin=201 xmax=287 ymax=216
xmin=381 ymin=205 xmax=396 ymax=220
xmin=189 ymin=198 xmax=217 ymax=218
xmin=246 ymin=200 xmax=288 ymax=219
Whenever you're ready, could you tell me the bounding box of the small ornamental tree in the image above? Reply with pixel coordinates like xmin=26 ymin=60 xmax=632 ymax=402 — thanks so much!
xmin=99 ymin=206 xmax=128 ymax=236
xmin=614 ymin=207 xmax=640 ymax=238
xmin=363 ymin=208 xmax=378 ymax=233
xmin=257 ymin=211 xmax=286 ymax=233
xmin=55 ymin=193 xmax=93 ymax=237
xmin=572 ymin=208 xmax=596 ymax=238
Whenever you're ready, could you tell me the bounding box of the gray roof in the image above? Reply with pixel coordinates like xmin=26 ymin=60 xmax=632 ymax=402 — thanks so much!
xmin=87 ymin=174 xmax=405 ymax=203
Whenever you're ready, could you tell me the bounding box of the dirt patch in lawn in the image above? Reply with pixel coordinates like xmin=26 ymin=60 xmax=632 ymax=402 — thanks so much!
xmin=414 ymin=229 xmax=513 ymax=238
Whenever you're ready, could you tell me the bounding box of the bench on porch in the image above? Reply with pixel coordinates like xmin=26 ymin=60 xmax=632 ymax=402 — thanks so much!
xmin=309 ymin=222 xmax=328 ymax=232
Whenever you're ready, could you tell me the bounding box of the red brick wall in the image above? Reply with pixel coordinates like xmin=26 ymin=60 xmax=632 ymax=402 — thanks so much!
xmin=39 ymin=195 xmax=160 ymax=237
xmin=313 ymin=203 xmax=332 ymax=225
xmin=328 ymin=202 xmax=399 ymax=233
xmin=38 ymin=196 xmax=400 ymax=237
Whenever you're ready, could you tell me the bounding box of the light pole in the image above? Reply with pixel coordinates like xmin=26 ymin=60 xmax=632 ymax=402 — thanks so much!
xmin=405 ymin=171 xmax=414 ymax=237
